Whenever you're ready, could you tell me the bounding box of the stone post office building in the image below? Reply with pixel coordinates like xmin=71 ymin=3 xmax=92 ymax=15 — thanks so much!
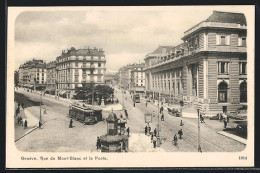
xmin=144 ymin=11 xmax=247 ymax=113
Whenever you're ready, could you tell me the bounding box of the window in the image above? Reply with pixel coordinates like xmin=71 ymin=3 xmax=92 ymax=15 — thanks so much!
xmin=141 ymin=80 xmax=143 ymax=83
xmin=218 ymin=82 xmax=228 ymax=103
xmin=242 ymin=38 xmax=246 ymax=46
xmin=74 ymin=76 xmax=78 ymax=82
xmin=217 ymin=35 xmax=230 ymax=45
xmin=221 ymin=36 xmax=225 ymax=45
xmin=141 ymin=84 xmax=143 ymax=86
xmin=218 ymin=62 xmax=229 ymax=74
xmin=239 ymin=62 xmax=247 ymax=74
xmin=42 ymin=69 xmax=44 ymax=72
xmin=240 ymin=81 xmax=247 ymax=103
xmin=37 ymin=69 xmax=39 ymax=72
xmin=42 ymin=73 xmax=44 ymax=76
xmin=37 ymin=73 xmax=39 ymax=76
xmin=98 ymin=63 xmax=101 ymax=67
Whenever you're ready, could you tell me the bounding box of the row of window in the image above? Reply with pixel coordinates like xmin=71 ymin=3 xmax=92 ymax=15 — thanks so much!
xmin=217 ymin=35 xmax=246 ymax=46
xmin=57 ymin=56 xmax=103 ymax=63
xmin=218 ymin=62 xmax=247 ymax=74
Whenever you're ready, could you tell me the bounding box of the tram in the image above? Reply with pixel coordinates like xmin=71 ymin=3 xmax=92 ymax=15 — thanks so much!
xmin=69 ymin=102 xmax=102 ymax=125
xmin=133 ymin=94 xmax=140 ymax=103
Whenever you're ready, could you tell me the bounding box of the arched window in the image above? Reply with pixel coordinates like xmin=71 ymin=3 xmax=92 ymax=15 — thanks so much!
xmin=218 ymin=82 xmax=228 ymax=103
xmin=240 ymin=81 xmax=247 ymax=103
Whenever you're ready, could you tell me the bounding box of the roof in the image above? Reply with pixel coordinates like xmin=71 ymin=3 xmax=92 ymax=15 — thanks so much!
xmin=107 ymin=112 xmax=118 ymax=122
xmin=145 ymin=46 xmax=174 ymax=60
xmin=205 ymin=11 xmax=247 ymax=26
xmin=152 ymin=46 xmax=174 ymax=54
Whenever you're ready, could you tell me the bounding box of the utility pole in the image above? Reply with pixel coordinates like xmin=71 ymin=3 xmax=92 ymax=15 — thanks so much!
xmin=197 ymin=108 xmax=201 ymax=152
xmin=92 ymin=89 xmax=94 ymax=107
xmin=40 ymin=91 xmax=42 ymax=124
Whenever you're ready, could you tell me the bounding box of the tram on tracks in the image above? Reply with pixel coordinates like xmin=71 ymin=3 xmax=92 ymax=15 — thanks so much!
xmin=69 ymin=102 xmax=103 ymax=125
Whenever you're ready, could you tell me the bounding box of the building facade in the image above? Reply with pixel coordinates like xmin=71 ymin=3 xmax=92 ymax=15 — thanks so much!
xmin=130 ymin=63 xmax=146 ymax=93
xmin=144 ymin=11 xmax=247 ymax=113
xmin=56 ymin=47 xmax=106 ymax=91
xmin=18 ymin=59 xmax=47 ymax=89
xmin=46 ymin=61 xmax=57 ymax=92
xmin=118 ymin=63 xmax=145 ymax=91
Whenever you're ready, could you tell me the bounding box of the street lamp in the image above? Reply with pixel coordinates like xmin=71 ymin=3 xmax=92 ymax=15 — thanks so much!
xmin=197 ymin=108 xmax=202 ymax=152
xmin=39 ymin=91 xmax=42 ymax=127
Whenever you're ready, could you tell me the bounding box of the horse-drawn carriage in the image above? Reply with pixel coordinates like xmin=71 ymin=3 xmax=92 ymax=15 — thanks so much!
xmin=167 ymin=108 xmax=181 ymax=117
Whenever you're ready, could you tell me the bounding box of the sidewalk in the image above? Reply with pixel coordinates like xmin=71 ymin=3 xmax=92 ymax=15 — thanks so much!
xmin=128 ymin=133 xmax=165 ymax=152
xmin=217 ymin=131 xmax=247 ymax=144
xmin=15 ymin=106 xmax=39 ymax=142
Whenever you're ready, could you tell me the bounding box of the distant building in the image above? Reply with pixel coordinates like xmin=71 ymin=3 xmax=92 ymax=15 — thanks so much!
xmin=18 ymin=59 xmax=46 ymax=89
xmin=46 ymin=61 xmax=57 ymax=93
xmin=130 ymin=63 xmax=145 ymax=93
xmin=144 ymin=11 xmax=247 ymax=113
xmin=55 ymin=47 xmax=106 ymax=97
xmin=118 ymin=63 xmax=145 ymax=91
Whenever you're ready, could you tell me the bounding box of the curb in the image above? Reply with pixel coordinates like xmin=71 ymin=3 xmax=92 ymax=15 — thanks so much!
xmin=15 ymin=126 xmax=39 ymax=142
xmin=217 ymin=131 xmax=247 ymax=145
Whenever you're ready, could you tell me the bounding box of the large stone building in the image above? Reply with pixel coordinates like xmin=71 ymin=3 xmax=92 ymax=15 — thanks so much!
xmin=18 ymin=59 xmax=47 ymax=89
xmin=56 ymin=47 xmax=106 ymax=92
xmin=144 ymin=11 xmax=247 ymax=113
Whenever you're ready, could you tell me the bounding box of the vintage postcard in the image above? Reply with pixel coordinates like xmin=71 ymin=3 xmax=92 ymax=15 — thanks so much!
xmin=6 ymin=6 xmax=255 ymax=168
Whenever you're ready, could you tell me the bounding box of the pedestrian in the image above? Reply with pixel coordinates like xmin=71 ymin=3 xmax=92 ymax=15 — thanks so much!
xmin=24 ymin=120 xmax=28 ymax=129
xmin=160 ymin=106 xmax=164 ymax=113
xmin=173 ymin=134 xmax=178 ymax=145
xmin=43 ymin=108 xmax=47 ymax=114
xmin=180 ymin=120 xmax=184 ymax=126
xmin=227 ymin=115 xmax=230 ymax=123
xmin=224 ymin=118 xmax=227 ymax=128
xmin=126 ymin=127 xmax=130 ymax=137
xmin=120 ymin=114 xmax=123 ymax=118
xmin=153 ymin=135 xmax=157 ymax=148
xmin=161 ymin=113 xmax=164 ymax=121
xmin=178 ymin=129 xmax=183 ymax=139
xmin=96 ymin=137 xmax=101 ymax=150
xmin=20 ymin=117 xmax=23 ymax=126
xmin=201 ymin=116 xmax=205 ymax=123
xmin=145 ymin=126 xmax=147 ymax=135
xmin=200 ymin=113 xmax=203 ymax=123
xmin=154 ymin=128 xmax=157 ymax=137
xmin=151 ymin=132 xmax=154 ymax=143
xmin=17 ymin=117 xmax=20 ymax=125
xmin=22 ymin=103 xmax=24 ymax=109
xmin=69 ymin=119 xmax=73 ymax=128
xmin=39 ymin=121 xmax=42 ymax=129
xmin=133 ymin=102 xmax=135 ymax=107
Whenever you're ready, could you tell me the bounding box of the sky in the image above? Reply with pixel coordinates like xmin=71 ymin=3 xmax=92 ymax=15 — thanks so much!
xmin=14 ymin=6 xmax=251 ymax=73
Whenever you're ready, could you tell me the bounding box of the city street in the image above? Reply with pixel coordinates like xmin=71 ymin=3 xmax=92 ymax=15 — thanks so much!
xmin=15 ymin=87 xmax=246 ymax=152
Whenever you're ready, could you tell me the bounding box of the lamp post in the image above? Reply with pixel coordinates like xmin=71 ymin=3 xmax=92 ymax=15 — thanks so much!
xmin=197 ymin=108 xmax=202 ymax=152
xmin=40 ymin=91 xmax=42 ymax=125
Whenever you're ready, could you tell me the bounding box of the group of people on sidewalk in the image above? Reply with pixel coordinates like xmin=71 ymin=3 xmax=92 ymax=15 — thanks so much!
xmin=15 ymin=102 xmax=28 ymax=129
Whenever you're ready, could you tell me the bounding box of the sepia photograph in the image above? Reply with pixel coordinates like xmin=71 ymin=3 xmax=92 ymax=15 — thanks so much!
xmin=6 ymin=5 xmax=255 ymax=168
